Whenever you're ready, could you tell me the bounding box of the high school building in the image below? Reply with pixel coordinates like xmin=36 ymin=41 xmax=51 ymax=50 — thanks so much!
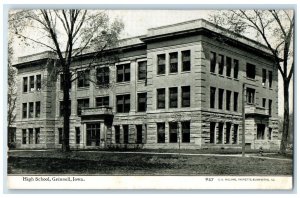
xmin=13 ymin=19 xmax=280 ymax=150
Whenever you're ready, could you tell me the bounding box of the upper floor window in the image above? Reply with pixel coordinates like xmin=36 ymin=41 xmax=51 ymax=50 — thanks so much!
xmin=233 ymin=59 xmax=239 ymax=79
xmin=246 ymin=63 xmax=256 ymax=79
xmin=77 ymin=70 xmax=90 ymax=88
xmin=35 ymin=101 xmax=40 ymax=118
xmin=210 ymin=87 xmax=216 ymax=109
xmin=137 ymin=93 xmax=147 ymax=112
xmin=60 ymin=100 xmax=71 ymax=117
xmin=22 ymin=103 xmax=27 ymax=118
xmin=29 ymin=76 xmax=35 ymax=91
xmin=181 ymin=86 xmax=190 ymax=107
xmin=117 ymin=63 xmax=130 ymax=82
xmin=182 ymin=50 xmax=191 ymax=72
xmin=226 ymin=57 xmax=232 ymax=77
xmin=116 ymin=94 xmax=130 ymax=113
xmin=169 ymin=87 xmax=178 ymax=108
xmin=218 ymin=55 xmax=224 ymax=75
xmin=29 ymin=102 xmax=34 ymax=118
xmin=269 ymin=99 xmax=272 ymax=116
xmin=234 ymin=92 xmax=238 ymax=112
xmin=96 ymin=67 xmax=109 ymax=85
xmin=23 ymin=77 xmax=28 ymax=92
xmin=226 ymin=90 xmax=231 ymax=111
xmin=268 ymin=71 xmax=273 ymax=88
xmin=246 ymin=88 xmax=255 ymax=104
xmin=169 ymin=52 xmax=178 ymax=73
xmin=96 ymin=96 xmax=109 ymax=107
xmin=210 ymin=52 xmax=216 ymax=73
xmin=262 ymin=69 xmax=267 ymax=86
xmin=262 ymin=98 xmax=266 ymax=108
xmin=36 ymin=75 xmax=41 ymax=91
xmin=157 ymin=88 xmax=166 ymax=109
xmin=218 ymin=88 xmax=224 ymax=110
xmin=157 ymin=54 xmax=166 ymax=75
xmin=138 ymin=61 xmax=147 ymax=80
xmin=77 ymin=98 xmax=89 ymax=115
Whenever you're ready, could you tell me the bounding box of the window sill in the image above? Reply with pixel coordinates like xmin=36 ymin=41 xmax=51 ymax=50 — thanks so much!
xmin=181 ymin=70 xmax=191 ymax=74
xmin=246 ymin=77 xmax=256 ymax=82
xmin=210 ymin=72 xmax=217 ymax=75
xmin=115 ymin=81 xmax=130 ymax=86
xmin=169 ymin=72 xmax=178 ymax=75
xmin=77 ymin=87 xmax=90 ymax=90
xmin=233 ymin=78 xmax=239 ymax=81
xmin=226 ymin=76 xmax=232 ymax=79
xmin=156 ymin=74 xmax=166 ymax=77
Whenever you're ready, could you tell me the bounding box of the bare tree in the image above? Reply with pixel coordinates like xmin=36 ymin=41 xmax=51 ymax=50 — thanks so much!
xmin=10 ymin=9 xmax=124 ymax=152
xmin=209 ymin=10 xmax=294 ymax=154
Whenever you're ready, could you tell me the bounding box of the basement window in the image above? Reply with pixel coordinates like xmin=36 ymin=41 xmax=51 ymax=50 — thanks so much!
xmin=115 ymin=126 xmax=120 ymax=143
xmin=217 ymin=122 xmax=224 ymax=144
xmin=182 ymin=121 xmax=190 ymax=143
xmin=22 ymin=129 xmax=27 ymax=144
xmin=157 ymin=123 xmax=165 ymax=143
xmin=233 ymin=124 xmax=239 ymax=144
xmin=210 ymin=122 xmax=216 ymax=144
xmin=257 ymin=124 xmax=265 ymax=140
xmin=169 ymin=122 xmax=178 ymax=143
xmin=246 ymin=63 xmax=256 ymax=79
xmin=123 ymin=125 xmax=129 ymax=144
xmin=35 ymin=128 xmax=40 ymax=144
xmin=58 ymin=128 xmax=63 ymax=144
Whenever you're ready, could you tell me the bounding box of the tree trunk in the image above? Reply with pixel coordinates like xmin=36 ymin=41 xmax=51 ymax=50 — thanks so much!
xmin=280 ymin=80 xmax=290 ymax=154
xmin=62 ymin=66 xmax=71 ymax=152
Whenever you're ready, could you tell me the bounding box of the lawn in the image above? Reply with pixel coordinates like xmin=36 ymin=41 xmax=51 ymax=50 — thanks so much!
xmin=7 ymin=150 xmax=292 ymax=176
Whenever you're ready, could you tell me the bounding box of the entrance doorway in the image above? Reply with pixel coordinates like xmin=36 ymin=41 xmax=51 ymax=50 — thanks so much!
xmin=86 ymin=123 xmax=100 ymax=146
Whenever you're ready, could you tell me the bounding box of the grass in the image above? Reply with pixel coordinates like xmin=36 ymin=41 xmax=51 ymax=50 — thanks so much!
xmin=7 ymin=150 xmax=293 ymax=176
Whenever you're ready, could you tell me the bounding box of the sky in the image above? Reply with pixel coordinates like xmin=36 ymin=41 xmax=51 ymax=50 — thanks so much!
xmin=11 ymin=10 xmax=293 ymax=116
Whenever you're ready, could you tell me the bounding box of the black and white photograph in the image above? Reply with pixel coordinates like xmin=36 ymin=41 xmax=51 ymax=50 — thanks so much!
xmin=5 ymin=6 xmax=294 ymax=190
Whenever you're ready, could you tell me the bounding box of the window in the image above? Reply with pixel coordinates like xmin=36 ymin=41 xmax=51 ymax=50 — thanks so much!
xmin=210 ymin=122 xmax=216 ymax=143
xmin=138 ymin=61 xmax=147 ymax=80
xmin=58 ymin=128 xmax=63 ymax=144
xmin=96 ymin=67 xmax=110 ymax=85
xmin=210 ymin=87 xmax=216 ymax=108
xmin=35 ymin=101 xmax=40 ymax=118
xmin=86 ymin=123 xmax=100 ymax=146
xmin=36 ymin=75 xmax=41 ymax=91
xmin=23 ymin=77 xmax=28 ymax=92
xmin=60 ymin=73 xmax=71 ymax=90
xmin=246 ymin=88 xmax=255 ymax=104
xmin=22 ymin=129 xmax=27 ymax=144
xmin=182 ymin=50 xmax=191 ymax=71
xmin=22 ymin=103 xmax=27 ymax=118
xmin=29 ymin=76 xmax=34 ymax=91
xmin=257 ymin=124 xmax=265 ymax=140
xmin=29 ymin=102 xmax=34 ymax=118
xmin=181 ymin=86 xmax=190 ymax=107
xmin=262 ymin=98 xmax=266 ymax=108
xmin=268 ymin=127 xmax=272 ymax=140
xmin=182 ymin=121 xmax=190 ymax=143
xmin=169 ymin=52 xmax=178 ymax=73
xmin=262 ymin=69 xmax=267 ymax=86
xmin=210 ymin=52 xmax=216 ymax=73
xmin=157 ymin=88 xmax=165 ymax=109
xmin=123 ymin=125 xmax=129 ymax=144
xmin=233 ymin=92 xmax=238 ymax=112
xmin=117 ymin=63 xmax=130 ymax=82
xmin=76 ymin=127 xmax=80 ymax=144
xmin=226 ymin=57 xmax=232 ymax=77
xmin=157 ymin=123 xmax=165 ymax=143
xmin=217 ymin=123 xmax=224 ymax=144
xmin=233 ymin=59 xmax=239 ymax=79
xmin=136 ymin=125 xmax=143 ymax=144
xmin=77 ymin=70 xmax=90 ymax=88
xmin=116 ymin=94 xmax=130 ymax=113
xmin=226 ymin=90 xmax=231 ymax=111
xmin=225 ymin=123 xmax=231 ymax=144
xmin=218 ymin=89 xmax=224 ymax=110
xmin=157 ymin=54 xmax=166 ymax=74
xmin=169 ymin=122 xmax=178 ymax=143
xmin=233 ymin=124 xmax=238 ymax=144
xmin=60 ymin=100 xmax=71 ymax=117
xmin=35 ymin=128 xmax=40 ymax=144
xmin=268 ymin=71 xmax=273 ymax=88
xmin=269 ymin=99 xmax=272 ymax=116
xmin=28 ymin=128 xmax=33 ymax=144
xmin=246 ymin=63 xmax=256 ymax=79
xmin=137 ymin=93 xmax=147 ymax=112
xmin=96 ymin=96 xmax=109 ymax=107
xmin=169 ymin=87 xmax=178 ymax=108
xmin=77 ymin=99 xmax=89 ymax=115
xmin=218 ymin=55 xmax=224 ymax=75
xmin=115 ymin=126 xmax=120 ymax=143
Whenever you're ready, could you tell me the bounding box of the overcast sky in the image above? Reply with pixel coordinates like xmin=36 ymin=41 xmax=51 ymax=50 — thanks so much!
xmin=11 ymin=10 xmax=293 ymax=116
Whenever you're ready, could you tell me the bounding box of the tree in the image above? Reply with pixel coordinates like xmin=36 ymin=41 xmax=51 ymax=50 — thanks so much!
xmin=209 ymin=10 xmax=294 ymax=154
xmin=10 ymin=9 xmax=124 ymax=152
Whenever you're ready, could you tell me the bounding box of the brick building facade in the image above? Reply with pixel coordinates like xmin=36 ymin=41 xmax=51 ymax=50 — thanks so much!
xmin=13 ymin=19 xmax=280 ymax=150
